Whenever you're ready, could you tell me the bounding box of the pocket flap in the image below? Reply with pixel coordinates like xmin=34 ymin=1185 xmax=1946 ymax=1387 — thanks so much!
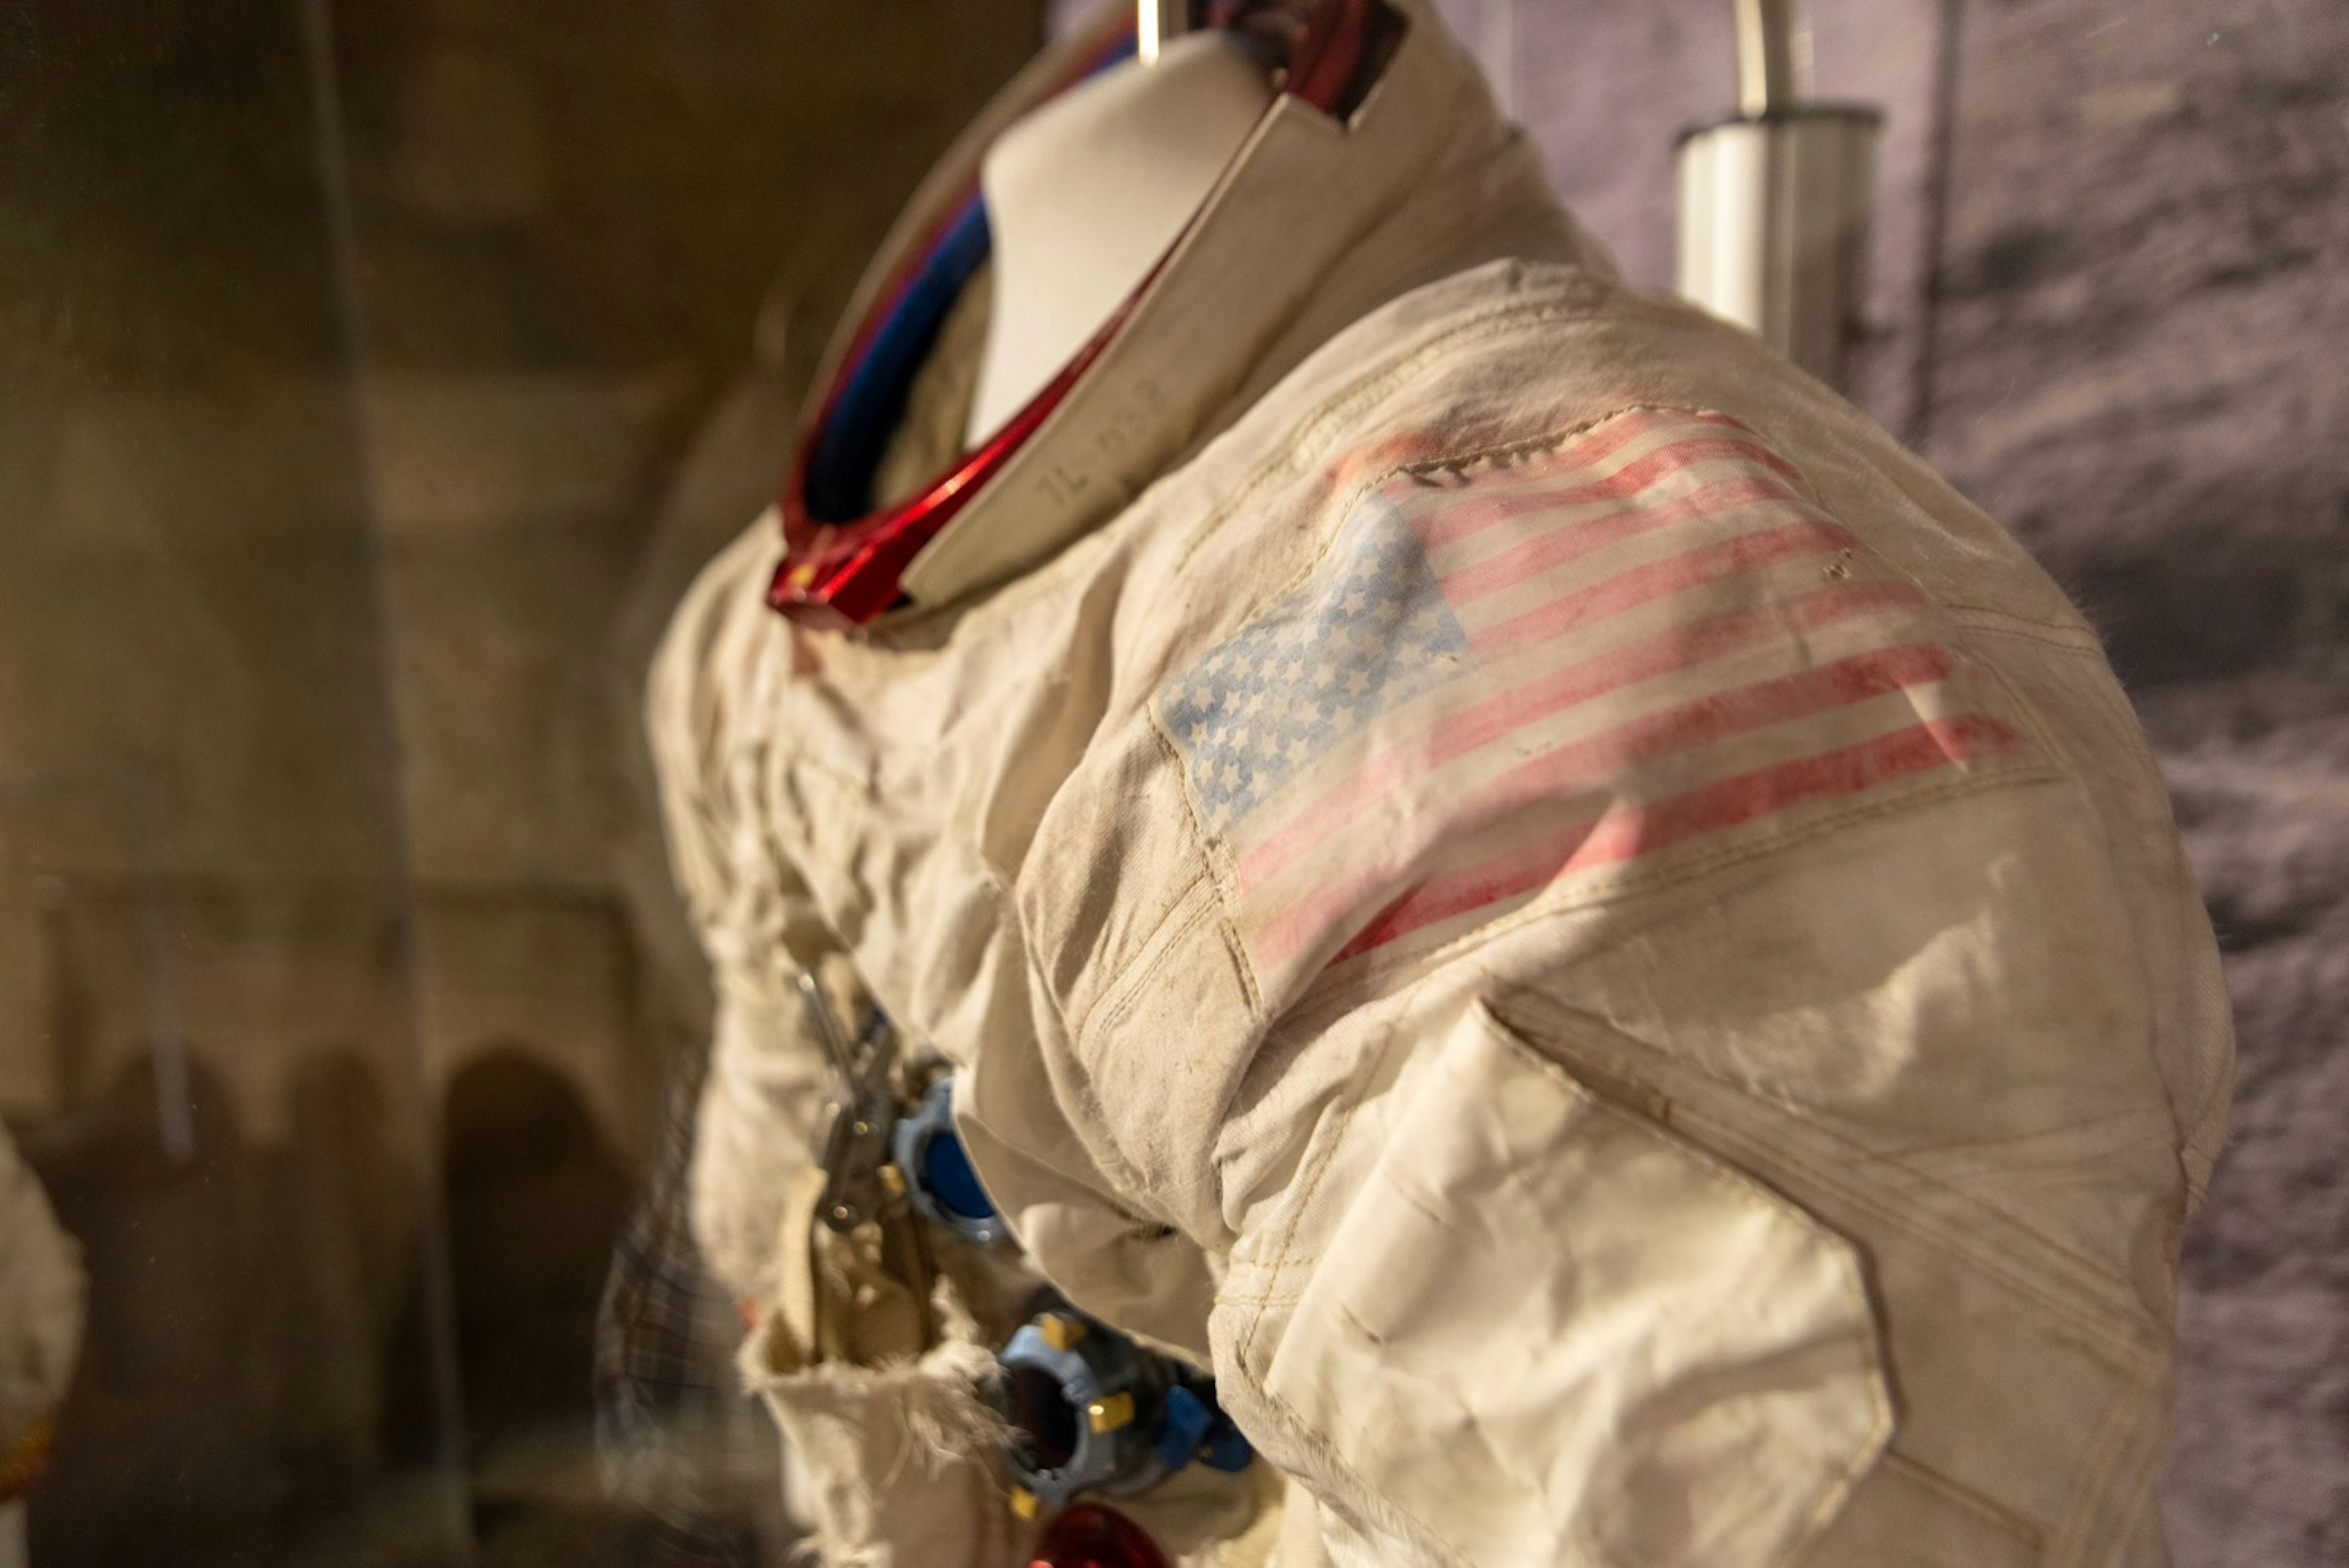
xmin=1252 ymin=1004 xmax=1891 ymax=1568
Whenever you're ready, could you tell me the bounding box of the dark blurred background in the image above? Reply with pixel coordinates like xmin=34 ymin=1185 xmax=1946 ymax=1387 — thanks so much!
xmin=1 ymin=1 xmax=1039 ymax=1562
xmin=1 ymin=1 xmax=2341 ymax=1564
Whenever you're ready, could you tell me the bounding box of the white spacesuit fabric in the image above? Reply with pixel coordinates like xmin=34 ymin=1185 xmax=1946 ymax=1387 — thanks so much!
xmin=649 ymin=4 xmax=2232 ymax=1564
xmin=1 ymin=1121 xmax=84 ymax=1567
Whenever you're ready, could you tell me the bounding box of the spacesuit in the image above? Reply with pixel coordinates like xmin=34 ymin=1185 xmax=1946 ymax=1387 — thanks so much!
xmin=648 ymin=3 xmax=2233 ymax=1564
xmin=1 ymin=1126 xmax=84 ymax=1568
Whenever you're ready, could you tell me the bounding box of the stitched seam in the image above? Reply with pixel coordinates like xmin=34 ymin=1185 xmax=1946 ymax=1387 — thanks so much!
xmin=1680 ymin=1110 xmax=2160 ymax=1353
xmin=2049 ymin=1347 xmax=2175 ymax=1568
xmin=1164 ymin=293 xmax=1624 ymax=582
xmin=1034 ymin=850 xmax=1220 ymax=1038
xmin=1947 ymin=609 xmax=2107 ymax=653
xmin=2046 ymin=1374 xmax=2145 ymax=1567
xmin=1861 ymin=1105 xmax=2173 ymax=1164
xmin=1178 ymin=396 xmax=1739 ymax=629
xmin=1088 ymin=879 xmax=1217 ymax=1043
xmin=1124 ymin=707 xmax=1275 ymax=1219
xmin=1875 ymin=1452 xmax=2046 ymax=1551
xmin=1388 ymin=404 xmax=1819 ymax=503
xmin=1235 ymin=964 xmax=1449 ymax=1361
xmin=1242 ymin=1006 xmax=1892 ymax=1568
xmin=1515 ymin=992 xmax=2163 ymax=1347
xmin=1247 ymin=1372 xmax=1480 ymax=1568
xmin=2102 ymin=1399 xmax=2175 ymax=1568
xmin=1238 ymin=398 xmax=1815 ymax=658
xmin=990 ymin=861 xmax=1164 ymax=1219
xmin=1144 ymin=704 xmax=1265 ymax=1017
xmin=1494 ymin=988 xmax=2172 ymax=1361
xmin=1469 ymin=1011 xmax=1899 ymax=1568
xmin=1077 ymin=877 xmax=1269 ymax=1244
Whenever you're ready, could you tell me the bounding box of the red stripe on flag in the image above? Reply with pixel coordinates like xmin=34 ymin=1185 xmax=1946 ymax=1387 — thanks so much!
xmin=1324 ymin=712 xmax=2022 ymax=965
xmin=1253 ymin=642 xmax=1970 ymax=967
xmin=1436 ymin=472 xmax=1809 ymax=604
xmin=1477 ymin=641 xmax=1958 ymax=823
xmin=1237 ymin=577 xmax=1929 ymax=890
xmin=1473 ymin=519 xmax=1860 ymax=655
xmin=1406 ymin=431 xmax=1809 ymax=553
xmin=1565 ymin=713 xmax=2024 ymax=869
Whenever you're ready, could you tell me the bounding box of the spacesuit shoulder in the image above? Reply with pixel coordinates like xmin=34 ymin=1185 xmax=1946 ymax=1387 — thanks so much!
xmin=1143 ymin=393 xmax=2064 ymax=1014
xmin=644 ymin=511 xmax=793 ymax=929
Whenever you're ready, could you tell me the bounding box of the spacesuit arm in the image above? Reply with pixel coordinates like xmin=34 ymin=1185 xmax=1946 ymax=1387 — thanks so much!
xmin=0 ymin=1124 xmax=83 ymax=1501
xmin=647 ymin=517 xmax=847 ymax=1309
xmin=1208 ymin=764 xmax=2205 ymax=1568
xmin=651 ymin=523 xmax=1052 ymax=1568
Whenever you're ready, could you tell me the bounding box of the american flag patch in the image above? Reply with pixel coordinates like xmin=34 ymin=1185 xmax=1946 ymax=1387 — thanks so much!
xmin=1154 ymin=407 xmax=2039 ymax=1001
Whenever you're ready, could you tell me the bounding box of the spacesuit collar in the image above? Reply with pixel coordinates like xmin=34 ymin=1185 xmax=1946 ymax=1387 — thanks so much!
xmin=773 ymin=0 xmax=1606 ymax=628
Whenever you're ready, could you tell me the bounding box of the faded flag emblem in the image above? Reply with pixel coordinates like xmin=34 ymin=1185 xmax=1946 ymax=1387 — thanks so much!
xmin=1154 ymin=407 xmax=2040 ymax=1000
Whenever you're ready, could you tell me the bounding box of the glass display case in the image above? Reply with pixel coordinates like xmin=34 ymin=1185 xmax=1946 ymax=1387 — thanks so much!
xmin=1 ymin=1 xmax=1036 ymax=1562
xmin=2 ymin=2 xmax=2340 ymax=1565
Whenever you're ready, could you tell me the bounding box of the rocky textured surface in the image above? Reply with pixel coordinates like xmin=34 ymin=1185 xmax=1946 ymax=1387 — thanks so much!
xmin=1926 ymin=7 xmax=2349 ymax=1562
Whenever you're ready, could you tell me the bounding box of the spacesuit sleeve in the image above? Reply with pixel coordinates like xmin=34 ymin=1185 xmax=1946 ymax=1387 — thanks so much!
xmin=1115 ymin=406 xmax=2220 ymax=1566
xmin=0 ymin=1123 xmax=83 ymax=1497
xmin=645 ymin=515 xmax=848 ymax=1308
xmin=1208 ymin=758 xmax=2206 ymax=1568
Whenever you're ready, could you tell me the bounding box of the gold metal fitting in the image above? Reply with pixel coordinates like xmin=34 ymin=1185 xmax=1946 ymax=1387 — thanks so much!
xmin=1010 ymin=1485 xmax=1041 ymax=1520
xmin=1086 ymin=1392 xmax=1135 ymax=1435
xmin=1038 ymin=1312 xmax=1088 ymax=1351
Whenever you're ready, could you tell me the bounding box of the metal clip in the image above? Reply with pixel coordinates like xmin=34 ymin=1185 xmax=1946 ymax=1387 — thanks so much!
xmin=802 ymin=969 xmax=901 ymax=1233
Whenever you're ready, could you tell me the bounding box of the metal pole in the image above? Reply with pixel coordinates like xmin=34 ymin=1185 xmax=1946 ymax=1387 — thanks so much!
xmin=1734 ymin=0 xmax=1797 ymax=116
xmin=1138 ymin=0 xmax=1192 ymax=66
xmin=1680 ymin=0 xmax=1880 ymax=391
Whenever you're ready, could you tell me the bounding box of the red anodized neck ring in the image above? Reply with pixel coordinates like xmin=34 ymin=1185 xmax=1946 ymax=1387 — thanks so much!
xmin=768 ymin=0 xmax=1378 ymax=630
